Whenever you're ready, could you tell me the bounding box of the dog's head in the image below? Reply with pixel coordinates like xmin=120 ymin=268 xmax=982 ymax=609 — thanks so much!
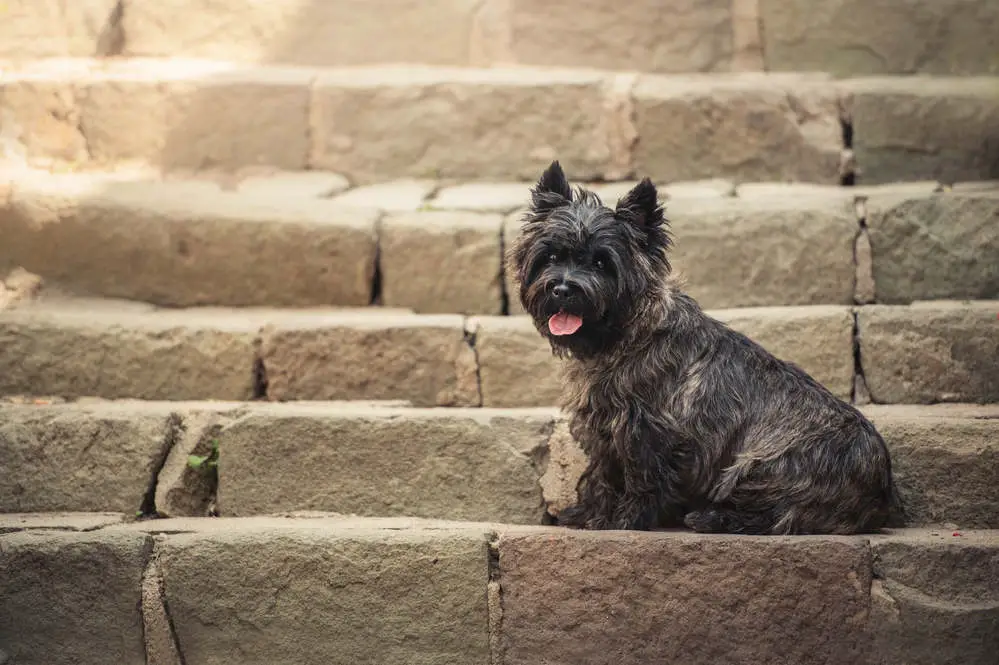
xmin=509 ymin=161 xmax=672 ymax=358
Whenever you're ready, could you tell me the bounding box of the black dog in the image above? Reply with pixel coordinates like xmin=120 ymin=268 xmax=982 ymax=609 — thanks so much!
xmin=509 ymin=161 xmax=898 ymax=534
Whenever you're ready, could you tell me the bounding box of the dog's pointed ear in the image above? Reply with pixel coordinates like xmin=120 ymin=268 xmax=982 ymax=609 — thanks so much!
xmin=615 ymin=178 xmax=665 ymax=228
xmin=530 ymin=161 xmax=573 ymax=214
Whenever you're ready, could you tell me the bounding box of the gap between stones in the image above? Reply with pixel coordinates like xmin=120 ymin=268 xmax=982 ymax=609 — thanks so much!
xmin=141 ymin=545 xmax=188 ymax=665
xmin=498 ymin=220 xmax=511 ymax=316
xmin=486 ymin=531 xmax=505 ymax=665
xmin=850 ymin=194 xmax=873 ymax=405
xmin=369 ymin=214 xmax=384 ymax=306
xmin=463 ymin=317 xmax=485 ymax=407
xmin=96 ymin=0 xmax=126 ymax=57
xmin=139 ymin=413 xmax=184 ymax=519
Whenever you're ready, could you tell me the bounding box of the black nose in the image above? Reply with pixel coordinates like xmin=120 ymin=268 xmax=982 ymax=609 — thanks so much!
xmin=552 ymin=284 xmax=571 ymax=299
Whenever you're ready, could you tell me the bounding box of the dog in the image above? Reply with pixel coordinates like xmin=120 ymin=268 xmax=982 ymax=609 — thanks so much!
xmin=508 ymin=161 xmax=898 ymax=535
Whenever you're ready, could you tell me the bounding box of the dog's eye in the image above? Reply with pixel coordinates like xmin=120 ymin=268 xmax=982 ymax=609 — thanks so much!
xmin=548 ymin=253 xmax=559 ymax=264
xmin=594 ymin=258 xmax=605 ymax=270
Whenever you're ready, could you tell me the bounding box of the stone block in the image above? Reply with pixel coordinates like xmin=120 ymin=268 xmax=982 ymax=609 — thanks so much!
xmin=0 ymin=0 xmax=121 ymax=59
xmin=473 ymin=316 xmax=563 ymax=407
xmin=380 ymin=211 xmax=504 ymax=314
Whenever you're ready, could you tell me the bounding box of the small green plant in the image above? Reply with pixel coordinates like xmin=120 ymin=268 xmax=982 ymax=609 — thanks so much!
xmin=187 ymin=439 xmax=220 ymax=473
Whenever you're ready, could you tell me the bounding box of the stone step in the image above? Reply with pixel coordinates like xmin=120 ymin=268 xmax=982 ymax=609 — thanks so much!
xmin=1 ymin=514 xmax=997 ymax=665
xmin=5 ymin=0 xmax=997 ymax=78
xmin=3 ymin=168 xmax=997 ymax=312
xmin=2 ymin=400 xmax=997 ymax=530
xmin=1 ymin=299 xmax=997 ymax=405
xmin=2 ymin=59 xmax=997 ymax=184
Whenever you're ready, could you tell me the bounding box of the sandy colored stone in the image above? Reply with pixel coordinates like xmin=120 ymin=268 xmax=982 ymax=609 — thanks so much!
xmin=711 ymin=305 xmax=856 ymax=399
xmin=497 ymin=531 xmax=873 ymax=665
xmin=122 ymin=0 xmax=483 ymax=66
xmin=0 ymin=303 xmax=257 ymax=400
xmin=0 ymin=71 xmax=89 ymax=166
xmin=855 ymin=230 xmax=876 ymax=304
xmin=634 ymin=74 xmax=842 ymax=183
xmin=507 ymin=0 xmax=734 ymax=73
xmin=863 ymin=405 xmax=999 ymax=528
xmin=866 ymin=192 xmax=999 ymax=303
xmin=0 ymin=0 xmax=121 ymax=59
xmin=844 ymin=77 xmax=999 ymax=185
xmin=1 ymin=172 xmax=377 ymax=307
xmin=380 ymin=211 xmax=504 ymax=314
xmin=473 ymin=317 xmax=564 ymax=407
xmin=330 ymin=180 xmax=435 ymax=212
xmin=310 ymin=68 xmax=611 ymax=183
xmin=671 ymin=198 xmax=858 ymax=308
xmin=538 ymin=417 xmax=587 ymax=515
xmin=0 ymin=267 xmax=43 ymax=311
xmin=731 ymin=0 xmax=764 ymax=71
xmin=235 ymin=170 xmax=350 ymax=198
xmin=869 ymin=531 xmax=999 ymax=665
xmin=142 ymin=560 xmax=183 ymax=665
xmin=0 ymin=402 xmax=174 ymax=513
xmin=218 ymin=404 xmax=553 ymax=523
xmin=429 ymin=182 xmax=530 ymax=212
xmin=858 ymin=302 xmax=999 ymax=404
xmin=74 ymin=60 xmax=312 ymax=171
xmin=157 ymin=524 xmax=491 ymax=665
xmin=0 ymin=512 xmax=126 ymax=533
xmin=761 ymin=0 xmax=999 ymax=76
xmin=259 ymin=311 xmax=479 ymax=406
xmin=0 ymin=530 xmax=151 ymax=665
xmin=592 ymin=179 xmax=736 ymax=203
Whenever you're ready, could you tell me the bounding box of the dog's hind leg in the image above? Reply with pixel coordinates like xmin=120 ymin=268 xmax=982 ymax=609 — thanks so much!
xmin=683 ymin=506 xmax=783 ymax=535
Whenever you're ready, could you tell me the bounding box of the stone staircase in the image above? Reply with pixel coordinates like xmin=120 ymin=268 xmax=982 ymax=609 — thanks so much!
xmin=1 ymin=1 xmax=998 ymax=664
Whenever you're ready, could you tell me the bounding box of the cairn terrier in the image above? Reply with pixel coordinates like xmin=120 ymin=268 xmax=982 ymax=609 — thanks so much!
xmin=509 ymin=161 xmax=898 ymax=535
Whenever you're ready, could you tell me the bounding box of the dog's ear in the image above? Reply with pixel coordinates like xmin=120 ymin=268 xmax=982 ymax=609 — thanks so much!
xmin=530 ymin=161 xmax=573 ymax=214
xmin=615 ymin=178 xmax=665 ymax=228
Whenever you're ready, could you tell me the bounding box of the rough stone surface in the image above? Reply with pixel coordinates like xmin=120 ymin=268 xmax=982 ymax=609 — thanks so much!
xmin=0 ymin=71 xmax=90 ymax=166
xmin=0 ymin=402 xmax=173 ymax=513
xmin=0 ymin=512 xmax=126 ymax=533
xmin=710 ymin=305 xmax=855 ymax=399
xmin=473 ymin=317 xmax=564 ymax=407
xmin=869 ymin=531 xmax=999 ymax=665
xmin=67 ymin=60 xmax=312 ymax=171
xmin=0 ymin=303 xmax=257 ymax=400
xmin=157 ymin=524 xmax=491 ymax=665
xmin=142 ymin=560 xmax=183 ymax=665
xmin=497 ymin=530 xmax=873 ymax=665
xmin=761 ymin=0 xmax=999 ymax=76
xmin=0 ymin=530 xmax=151 ymax=665
xmin=310 ymin=68 xmax=611 ymax=183
xmin=866 ymin=192 xmax=999 ymax=303
xmin=429 ymin=182 xmax=530 ymax=212
xmin=122 ymin=0 xmax=483 ymax=67
xmin=218 ymin=404 xmax=554 ymax=523
xmin=538 ymin=417 xmax=586 ymax=515
xmin=0 ymin=266 xmax=43 ymax=311
xmin=329 ymin=180 xmax=435 ymax=212
xmin=671 ymin=198 xmax=858 ymax=308
xmin=844 ymin=77 xmax=999 ymax=185
xmin=506 ymin=0 xmax=734 ymax=73
xmin=259 ymin=312 xmax=480 ymax=406
xmin=633 ymin=74 xmax=843 ymax=183
xmin=155 ymin=409 xmax=241 ymax=518
xmin=1 ymin=172 xmax=378 ymax=307
xmin=235 ymin=170 xmax=350 ymax=198
xmin=0 ymin=0 xmax=121 ymax=59
xmin=864 ymin=405 xmax=999 ymax=528
xmin=858 ymin=302 xmax=999 ymax=404
xmin=380 ymin=211 xmax=504 ymax=314
xmin=855 ymin=230 xmax=876 ymax=304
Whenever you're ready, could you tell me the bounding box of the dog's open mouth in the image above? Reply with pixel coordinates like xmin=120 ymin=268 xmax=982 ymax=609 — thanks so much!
xmin=548 ymin=312 xmax=583 ymax=336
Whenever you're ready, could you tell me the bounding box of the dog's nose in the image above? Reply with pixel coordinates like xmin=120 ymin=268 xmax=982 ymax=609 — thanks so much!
xmin=552 ymin=284 xmax=571 ymax=299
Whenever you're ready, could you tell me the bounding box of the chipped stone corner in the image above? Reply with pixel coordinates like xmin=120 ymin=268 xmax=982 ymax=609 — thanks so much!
xmin=449 ymin=316 xmax=483 ymax=407
xmin=538 ymin=416 xmax=587 ymax=518
xmin=153 ymin=411 xmax=235 ymax=518
xmin=0 ymin=266 xmax=44 ymax=311
xmin=486 ymin=532 xmax=505 ymax=665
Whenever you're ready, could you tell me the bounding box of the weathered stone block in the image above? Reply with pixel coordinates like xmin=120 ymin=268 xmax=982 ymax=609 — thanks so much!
xmin=845 ymin=77 xmax=999 ymax=185
xmin=157 ymin=524 xmax=491 ymax=665
xmin=1 ymin=172 xmax=378 ymax=307
xmin=761 ymin=0 xmax=999 ymax=76
xmin=0 ymin=66 xmax=89 ymax=165
xmin=0 ymin=0 xmax=121 ymax=59
xmin=0 ymin=302 xmax=257 ymax=400
xmin=0 ymin=530 xmax=151 ymax=665
xmin=507 ymin=0 xmax=734 ymax=73
xmin=430 ymin=182 xmax=530 ymax=213
xmin=218 ymin=404 xmax=553 ymax=522
xmin=867 ymin=192 xmax=999 ymax=303
xmin=310 ymin=68 xmax=611 ymax=183
xmin=497 ymin=530 xmax=872 ymax=665
xmin=122 ymin=0 xmax=482 ymax=67
xmin=634 ymin=74 xmax=843 ymax=183
xmin=864 ymin=405 xmax=999 ymax=528
xmin=380 ymin=211 xmax=504 ymax=314
xmin=473 ymin=316 xmax=563 ymax=407
xmin=259 ymin=311 xmax=479 ymax=406
xmin=0 ymin=402 xmax=174 ymax=513
xmin=858 ymin=302 xmax=999 ymax=404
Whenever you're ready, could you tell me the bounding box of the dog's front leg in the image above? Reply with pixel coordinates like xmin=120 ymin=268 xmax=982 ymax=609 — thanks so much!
xmin=609 ymin=417 xmax=687 ymax=530
xmin=558 ymin=455 xmax=622 ymax=530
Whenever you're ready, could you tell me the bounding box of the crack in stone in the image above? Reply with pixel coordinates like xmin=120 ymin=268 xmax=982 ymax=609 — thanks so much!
xmin=462 ymin=317 xmax=485 ymax=407
xmin=95 ymin=0 xmax=126 ymax=57
xmin=140 ymin=414 xmax=183 ymax=517
xmin=142 ymin=548 xmax=187 ymax=665
xmin=370 ymin=214 xmax=384 ymax=306
xmin=486 ymin=531 xmax=505 ymax=665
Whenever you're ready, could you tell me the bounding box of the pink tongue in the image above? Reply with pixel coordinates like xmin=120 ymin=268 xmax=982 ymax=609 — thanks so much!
xmin=549 ymin=312 xmax=583 ymax=336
